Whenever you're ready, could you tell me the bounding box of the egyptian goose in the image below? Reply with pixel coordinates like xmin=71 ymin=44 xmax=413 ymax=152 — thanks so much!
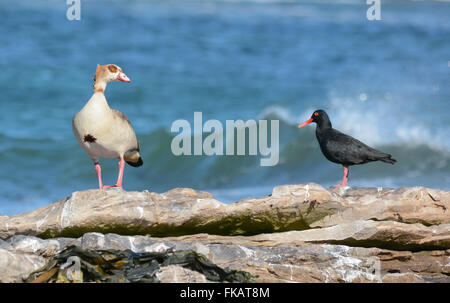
xmin=72 ymin=64 xmax=143 ymax=189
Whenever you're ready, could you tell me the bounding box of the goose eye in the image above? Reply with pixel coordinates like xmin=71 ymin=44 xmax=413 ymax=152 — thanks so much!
xmin=108 ymin=65 xmax=118 ymax=73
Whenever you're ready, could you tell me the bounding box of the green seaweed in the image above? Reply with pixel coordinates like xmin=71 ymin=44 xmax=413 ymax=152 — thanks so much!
xmin=25 ymin=245 xmax=256 ymax=283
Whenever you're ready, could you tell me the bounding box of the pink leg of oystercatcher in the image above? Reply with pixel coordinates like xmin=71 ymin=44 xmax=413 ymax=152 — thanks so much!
xmin=103 ymin=157 xmax=125 ymax=188
xmin=334 ymin=166 xmax=349 ymax=187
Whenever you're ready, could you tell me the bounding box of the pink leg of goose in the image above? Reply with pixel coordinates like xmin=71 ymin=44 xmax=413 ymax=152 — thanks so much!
xmin=95 ymin=162 xmax=103 ymax=189
xmin=104 ymin=157 xmax=125 ymax=188
xmin=334 ymin=166 xmax=349 ymax=187
xmin=115 ymin=157 xmax=125 ymax=187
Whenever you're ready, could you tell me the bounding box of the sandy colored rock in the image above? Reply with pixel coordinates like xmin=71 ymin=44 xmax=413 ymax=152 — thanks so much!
xmin=322 ymin=186 xmax=450 ymax=227
xmin=156 ymin=265 xmax=210 ymax=283
xmin=0 ymin=248 xmax=47 ymax=283
xmin=0 ymin=184 xmax=448 ymax=242
xmin=0 ymin=184 xmax=344 ymax=239
xmin=0 ymin=183 xmax=449 ymax=283
xmin=381 ymin=273 xmax=425 ymax=283
xmin=1 ymin=232 xmax=449 ymax=283
xmin=250 ymin=220 xmax=450 ymax=250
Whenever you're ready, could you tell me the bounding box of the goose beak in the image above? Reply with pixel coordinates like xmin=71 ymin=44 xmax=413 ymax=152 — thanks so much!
xmin=118 ymin=72 xmax=131 ymax=82
xmin=298 ymin=118 xmax=313 ymax=128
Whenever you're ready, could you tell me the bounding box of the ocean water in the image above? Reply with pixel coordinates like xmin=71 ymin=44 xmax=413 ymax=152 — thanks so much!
xmin=0 ymin=0 xmax=449 ymax=215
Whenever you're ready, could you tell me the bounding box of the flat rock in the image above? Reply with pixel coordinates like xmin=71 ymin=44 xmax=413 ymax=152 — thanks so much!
xmin=156 ymin=265 xmax=210 ymax=283
xmin=0 ymin=184 xmax=448 ymax=245
xmin=1 ymin=232 xmax=449 ymax=283
xmin=251 ymin=220 xmax=450 ymax=250
xmin=0 ymin=248 xmax=47 ymax=283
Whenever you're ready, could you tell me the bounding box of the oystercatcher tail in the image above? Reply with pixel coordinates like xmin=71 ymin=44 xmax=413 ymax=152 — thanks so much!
xmin=298 ymin=110 xmax=396 ymax=187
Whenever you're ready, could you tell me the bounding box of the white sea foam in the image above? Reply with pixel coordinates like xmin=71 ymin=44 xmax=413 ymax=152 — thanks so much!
xmin=259 ymin=93 xmax=450 ymax=153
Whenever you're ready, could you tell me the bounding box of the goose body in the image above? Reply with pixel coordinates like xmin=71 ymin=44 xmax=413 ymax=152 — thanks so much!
xmin=73 ymin=92 xmax=140 ymax=161
xmin=72 ymin=64 xmax=142 ymax=189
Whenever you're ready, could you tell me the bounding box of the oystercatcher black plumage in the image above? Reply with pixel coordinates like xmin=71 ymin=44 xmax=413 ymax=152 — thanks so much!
xmin=298 ymin=110 xmax=396 ymax=187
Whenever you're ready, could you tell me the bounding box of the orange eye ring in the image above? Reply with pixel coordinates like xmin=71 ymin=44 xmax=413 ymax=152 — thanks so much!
xmin=314 ymin=112 xmax=319 ymax=116
xmin=108 ymin=65 xmax=118 ymax=73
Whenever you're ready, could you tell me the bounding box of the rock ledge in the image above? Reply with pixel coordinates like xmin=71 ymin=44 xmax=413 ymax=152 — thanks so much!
xmin=0 ymin=184 xmax=449 ymax=283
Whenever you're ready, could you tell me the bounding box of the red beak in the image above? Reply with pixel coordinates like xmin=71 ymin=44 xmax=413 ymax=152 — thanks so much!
xmin=298 ymin=118 xmax=313 ymax=128
xmin=118 ymin=72 xmax=131 ymax=82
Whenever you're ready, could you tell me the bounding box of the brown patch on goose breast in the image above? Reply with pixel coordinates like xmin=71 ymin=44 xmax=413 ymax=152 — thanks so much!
xmin=83 ymin=134 xmax=97 ymax=143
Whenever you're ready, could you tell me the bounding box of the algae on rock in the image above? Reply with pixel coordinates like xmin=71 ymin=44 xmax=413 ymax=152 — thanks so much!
xmin=25 ymin=245 xmax=255 ymax=283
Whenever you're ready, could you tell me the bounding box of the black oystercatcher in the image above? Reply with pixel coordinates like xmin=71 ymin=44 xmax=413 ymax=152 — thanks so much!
xmin=298 ymin=110 xmax=396 ymax=187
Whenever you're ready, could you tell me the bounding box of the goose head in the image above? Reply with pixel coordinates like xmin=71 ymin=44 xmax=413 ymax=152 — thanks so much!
xmin=93 ymin=64 xmax=130 ymax=92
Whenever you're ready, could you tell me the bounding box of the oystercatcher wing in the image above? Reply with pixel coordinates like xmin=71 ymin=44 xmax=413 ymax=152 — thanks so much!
xmin=317 ymin=128 xmax=397 ymax=166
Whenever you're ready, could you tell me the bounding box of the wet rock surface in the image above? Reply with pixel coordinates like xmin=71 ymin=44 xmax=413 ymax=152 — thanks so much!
xmin=0 ymin=232 xmax=449 ymax=283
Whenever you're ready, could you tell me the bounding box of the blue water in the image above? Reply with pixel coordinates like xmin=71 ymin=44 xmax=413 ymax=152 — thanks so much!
xmin=0 ymin=0 xmax=449 ymax=215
